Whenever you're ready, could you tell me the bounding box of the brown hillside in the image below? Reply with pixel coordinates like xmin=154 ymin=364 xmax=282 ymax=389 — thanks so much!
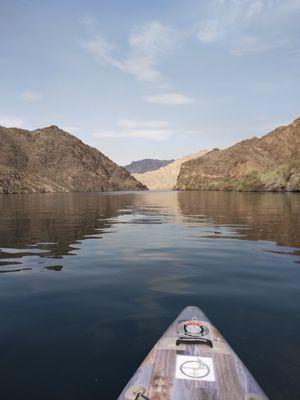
xmin=175 ymin=118 xmax=300 ymax=192
xmin=0 ymin=125 xmax=147 ymax=193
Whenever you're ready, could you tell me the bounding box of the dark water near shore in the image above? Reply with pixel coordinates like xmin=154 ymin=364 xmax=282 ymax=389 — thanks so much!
xmin=0 ymin=191 xmax=299 ymax=400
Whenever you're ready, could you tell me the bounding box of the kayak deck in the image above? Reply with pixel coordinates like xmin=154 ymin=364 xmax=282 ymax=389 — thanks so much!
xmin=118 ymin=306 xmax=268 ymax=400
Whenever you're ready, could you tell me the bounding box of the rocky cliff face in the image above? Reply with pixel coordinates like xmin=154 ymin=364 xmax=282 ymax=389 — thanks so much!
xmin=175 ymin=118 xmax=300 ymax=192
xmin=0 ymin=126 xmax=147 ymax=193
xmin=124 ymin=158 xmax=174 ymax=174
xmin=133 ymin=150 xmax=209 ymax=190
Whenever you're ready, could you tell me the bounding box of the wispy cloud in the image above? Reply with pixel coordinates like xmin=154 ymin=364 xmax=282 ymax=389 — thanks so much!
xmin=230 ymin=35 xmax=291 ymax=56
xmin=93 ymin=119 xmax=173 ymax=141
xmin=118 ymin=119 xmax=170 ymax=129
xmin=144 ymin=93 xmax=194 ymax=105
xmin=84 ymin=21 xmax=176 ymax=83
xmin=126 ymin=129 xmax=172 ymax=141
xmin=83 ymin=36 xmax=123 ymax=68
xmin=129 ymin=20 xmax=175 ymax=60
xmin=91 ymin=118 xmax=203 ymax=141
xmin=21 ymin=91 xmax=43 ymax=103
xmin=196 ymin=20 xmax=222 ymax=43
xmin=0 ymin=116 xmax=24 ymax=128
xmin=93 ymin=129 xmax=173 ymax=141
xmin=195 ymin=0 xmax=300 ymax=55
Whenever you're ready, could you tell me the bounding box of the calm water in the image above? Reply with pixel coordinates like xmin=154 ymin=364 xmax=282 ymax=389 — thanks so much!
xmin=0 ymin=191 xmax=299 ymax=400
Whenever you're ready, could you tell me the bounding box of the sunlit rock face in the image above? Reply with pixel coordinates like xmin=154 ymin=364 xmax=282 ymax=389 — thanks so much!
xmin=133 ymin=150 xmax=209 ymax=190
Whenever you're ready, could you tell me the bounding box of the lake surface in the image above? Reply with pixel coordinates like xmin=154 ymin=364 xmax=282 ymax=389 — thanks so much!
xmin=0 ymin=191 xmax=299 ymax=400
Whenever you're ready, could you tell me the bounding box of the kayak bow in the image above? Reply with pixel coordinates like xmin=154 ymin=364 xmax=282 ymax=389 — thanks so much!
xmin=118 ymin=306 xmax=268 ymax=400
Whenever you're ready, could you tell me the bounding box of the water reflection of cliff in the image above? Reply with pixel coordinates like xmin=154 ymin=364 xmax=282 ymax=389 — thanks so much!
xmin=117 ymin=190 xmax=300 ymax=251
xmin=0 ymin=193 xmax=140 ymax=268
xmin=177 ymin=191 xmax=300 ymax=250
xmin=0 ymin=191 xmax=299 ymax=273
xmin=131 ymin=191 xmax=299 ymax=251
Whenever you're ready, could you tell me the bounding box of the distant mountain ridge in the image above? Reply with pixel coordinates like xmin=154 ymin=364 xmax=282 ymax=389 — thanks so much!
xmin=124 ymin=158 xmax=174 ymax=174
xmin=175 ymin=118 xmax=300 ymax=192
xmin=0 ymin=125 xmax=147 ymax=193
xmin=133 ymin=150 xmax=209 ymax=190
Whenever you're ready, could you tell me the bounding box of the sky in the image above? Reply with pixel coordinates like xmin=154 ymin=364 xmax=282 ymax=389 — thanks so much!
xmin=0 ymin=0 xmax=300 ymax=165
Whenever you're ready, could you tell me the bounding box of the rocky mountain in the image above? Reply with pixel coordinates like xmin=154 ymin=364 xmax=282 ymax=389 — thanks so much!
xmin=124 ymin=158 xmax=174 ymax=174
xmin=133 ymin=150 xmax=209 ymax=190
xmin=175 ymin=118 xmax=300 ymax=192
xmin=0 ymin=125 xmax=147 ymax=193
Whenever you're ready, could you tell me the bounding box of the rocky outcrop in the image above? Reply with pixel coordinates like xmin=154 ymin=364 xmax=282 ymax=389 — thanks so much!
xmin=0 ymin=125 xmax=147 ymax=193
xmin=175 ymin=118 xmax=300 ymax=192
xmin=124 ymin=158 xmax=174 ymax=174
xmin=133 ymin=150 xmax=209 ymax=190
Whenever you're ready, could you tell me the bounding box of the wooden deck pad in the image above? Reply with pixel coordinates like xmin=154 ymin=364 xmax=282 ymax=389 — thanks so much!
xmin=118 ymin=306 xmax=269 ymax=400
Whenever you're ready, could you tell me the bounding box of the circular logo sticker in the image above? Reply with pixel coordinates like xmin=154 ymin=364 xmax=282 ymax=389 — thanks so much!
xmin=180 ymin=358 xmax=210 ymax=379
xmin=177 ymin=320 xmax=209 ymax=337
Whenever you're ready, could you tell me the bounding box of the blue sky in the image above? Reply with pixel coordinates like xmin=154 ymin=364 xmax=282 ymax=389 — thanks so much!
xmin=0 ymin=0 xmax=299 ymax=165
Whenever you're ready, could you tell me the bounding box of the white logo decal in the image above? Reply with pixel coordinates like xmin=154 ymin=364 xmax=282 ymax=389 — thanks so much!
xmin=176 ymin=355 xmax=215 ymax=381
